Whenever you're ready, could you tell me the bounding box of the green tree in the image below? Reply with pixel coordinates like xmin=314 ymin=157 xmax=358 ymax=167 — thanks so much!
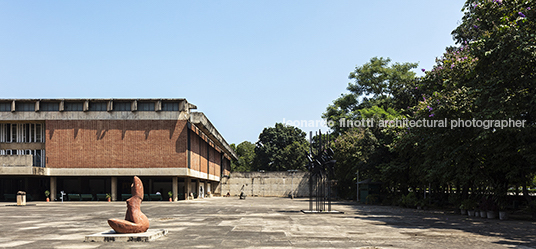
xmin=254 ymin=123 xmax=309 ymax=171
xmin=230 ymin=141 xmax=256 ymax=172
xmin=392 ymin=0 xmax=536 ymax=202
xmin=324 ymin=0 xmax=536 ymax=205
xmin=323 ymin=57 xmax=418 ymax=136
xmin=451 ymin=0 xmax=536 ymax=200
xmin=332 ymin=128 xmax=378 ymax=199
xmin=323 ymin=57 xmax=417 ymax=198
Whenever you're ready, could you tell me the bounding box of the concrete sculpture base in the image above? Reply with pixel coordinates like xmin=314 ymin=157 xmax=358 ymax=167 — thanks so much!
xmin=301 ymin=210 xmax=344 ymax=214
xmin=85 ymin=229 xmax=168 ymax=242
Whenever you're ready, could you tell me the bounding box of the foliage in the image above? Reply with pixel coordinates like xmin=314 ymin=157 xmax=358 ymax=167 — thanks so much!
xmin=400 ymin=192 xmax=418 ymax=208
xmin=460 ymin=199 xmax=477 ymax=210
xmin=323 ymin=57 xmax=418 ymax=137
xmin=44 ymin=190 xmax=50 ymax=197
xmin=254 ymin=123 xmax=309 ymax=171
xmin=323 ymin=0 xmax=535 ymax=206
xmin=414 ymin=0 xmax=536 ymax=203
xmin=230 ymin=141 xmax=256 ymax=172
xmin=365 ymin=194 xmax=379 ymax=204
xmin=323 ymin=57 xmax=417 ymax=199
xmin=331 ymin=128 xmax=377 ymax=199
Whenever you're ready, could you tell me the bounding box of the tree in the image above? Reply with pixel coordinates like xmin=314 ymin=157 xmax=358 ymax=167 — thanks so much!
xmin=230 ymin=141 xmax=256 ymax=172
xmin=323 ymin=57 xmax=417 ymax=199
xmin=451 ymin=0 xmax=536 ymax=200
xmin=323 ymin=57 xmax=418 ymax=136
xmin=254 ymin=123 xmax=309 ymax=171
xmin=323 ymin=0 xmax=535 ymax=206
xmin=332 ymin=128 xmax=378 ymax=199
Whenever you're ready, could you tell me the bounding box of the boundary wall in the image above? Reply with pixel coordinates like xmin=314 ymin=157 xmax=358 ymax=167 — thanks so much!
xmin=219 ymin=171 xmax=310 ymax=197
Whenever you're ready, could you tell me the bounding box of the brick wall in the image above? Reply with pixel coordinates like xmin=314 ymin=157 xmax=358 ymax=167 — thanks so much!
xmin=45 ymin=120 xmax=187 ymax=168
xmin=221 ymin=156 xmax=231 ymax=176
xmin=190 ymin=131 xmax=201 ymax=172
xmin=188 ymin=125 xmax=225 ymax=179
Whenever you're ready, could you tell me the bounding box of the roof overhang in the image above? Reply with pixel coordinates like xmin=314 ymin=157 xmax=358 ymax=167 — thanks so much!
xmin=189 ymin=112 xmax=238 ymax=160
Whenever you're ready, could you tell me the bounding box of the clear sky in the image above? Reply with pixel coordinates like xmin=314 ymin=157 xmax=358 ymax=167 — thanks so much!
xmin=0 ymin=0 xmax=467 ymax=145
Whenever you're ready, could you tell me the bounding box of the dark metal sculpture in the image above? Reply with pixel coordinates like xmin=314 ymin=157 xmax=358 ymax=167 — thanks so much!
xmin=306 ymin=130 xmax=336 ymax=212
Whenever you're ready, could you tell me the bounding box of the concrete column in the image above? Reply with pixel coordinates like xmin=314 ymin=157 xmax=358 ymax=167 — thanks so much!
xmin=204 ymin=181 xmax=208 ymax=197
xmin=185 ymin=177 xmax=190 ymax=200
xmin=172 ymin=177 xmax=178 ymax=202
xmin=50 ymin=177 xmax=56 ymax=201
xmin=111 ymin=177 xmax=117 ymax=201
xmin=196 ymin=179 xmax=201 ymax=198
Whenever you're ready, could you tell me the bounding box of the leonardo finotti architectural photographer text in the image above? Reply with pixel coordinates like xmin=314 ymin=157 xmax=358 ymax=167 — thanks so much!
xmin=282 ymin=118 xmax=527 ymax=129
xmin=338 ymin=118 xmax=526 ymax=129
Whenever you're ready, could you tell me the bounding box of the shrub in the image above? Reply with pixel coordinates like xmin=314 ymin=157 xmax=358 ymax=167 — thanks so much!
xmin=400 ymin=192 xmax=418 ymax=208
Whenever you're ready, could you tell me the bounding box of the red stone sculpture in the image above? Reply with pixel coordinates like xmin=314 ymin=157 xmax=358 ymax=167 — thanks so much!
xmin=108 ymin=176 xmax=150 ymax=233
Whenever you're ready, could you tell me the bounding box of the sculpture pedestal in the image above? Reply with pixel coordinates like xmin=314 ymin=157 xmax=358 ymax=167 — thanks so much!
xmin=85 ymin=229 xmax=168 ymax=242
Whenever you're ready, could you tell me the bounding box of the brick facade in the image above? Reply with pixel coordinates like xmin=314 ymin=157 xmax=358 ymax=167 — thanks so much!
xmin=188 ymin=124 xmax=227 ymax=177
xmin=45 ymin=120 xmax=187 ymax=169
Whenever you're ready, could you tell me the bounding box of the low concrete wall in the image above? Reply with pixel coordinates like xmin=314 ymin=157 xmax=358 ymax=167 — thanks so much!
xmin=220 ymin=171 xmax=310 ymax=197
xmin=0 ymin=155 xmax=33 ymax=167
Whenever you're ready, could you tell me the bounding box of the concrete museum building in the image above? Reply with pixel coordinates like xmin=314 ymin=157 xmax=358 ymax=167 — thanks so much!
xmin=0 ymin=98 xmax=236 ymax=202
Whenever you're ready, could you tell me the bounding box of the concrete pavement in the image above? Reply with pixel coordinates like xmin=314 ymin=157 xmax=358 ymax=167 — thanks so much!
xmin=1 ymin=197 xmax=535 ymax=248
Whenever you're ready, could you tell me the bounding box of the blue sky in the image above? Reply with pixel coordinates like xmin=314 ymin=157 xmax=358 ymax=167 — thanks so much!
xmin=0 ymin=0 xmax=467 ymax=145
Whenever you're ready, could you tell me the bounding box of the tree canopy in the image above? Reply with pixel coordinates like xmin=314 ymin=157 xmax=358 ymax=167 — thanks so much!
xmin=323 ymin=0 xmax=535 ymax=204
xmin=230 ymin=141 xmax=256 ymax=172
xmin=254 ymin=123 xmax=309 ymax=171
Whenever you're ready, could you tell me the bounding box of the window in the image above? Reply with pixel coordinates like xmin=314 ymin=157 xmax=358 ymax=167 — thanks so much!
xmin=12 ymin=124 xmax=17 ymax=142
xmin=138 ymin=102 xmax=155 ymax=111
xmin=0 ymin=123 xmax=43 ymax=143
xmin=22 ymin=124 xmax=28 ymax=142
xmin=40 ymin=102 xmax=59 ymax=111
xmin=35 ymin=124 xmax=42 ymax=143
xmin=89 ymin=102 xmax=107 ymax=111
xmin=114 ymin=101 xmax=131 ymax=111
xmin=64 ymin=102 xmax=84 ymax=111
xmin=3 ymin=124 xmax=11 ymax=142
xmin=35 ymin=150 xmax=42 ymax=167
xmin=0 ymin=102 xmax=10 ymax=112
xmin=162 ymin=101 xmax=179 ymax=111
xmin=15 ymin=102 xmax=35 ymax=112
xmin=29 ymin=124 xmax=34 ymax=142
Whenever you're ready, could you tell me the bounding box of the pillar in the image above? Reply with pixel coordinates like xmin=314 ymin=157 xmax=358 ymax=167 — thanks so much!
xmin=172 ymin=177 xmax=178 ymax=202
xmin=111 ymin=177 xmax=117 ymax=201
xmin=196 ymin=179 xmax=201 ymax=198
xmin=50 ymin=177 xmax=56 ymax=201
xmin=185 ymin=177 xmax=190 ymax=200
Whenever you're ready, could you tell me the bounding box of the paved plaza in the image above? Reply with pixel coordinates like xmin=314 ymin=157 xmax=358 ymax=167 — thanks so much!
xmin=1 ymin=197 xmax=535 ymax=248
